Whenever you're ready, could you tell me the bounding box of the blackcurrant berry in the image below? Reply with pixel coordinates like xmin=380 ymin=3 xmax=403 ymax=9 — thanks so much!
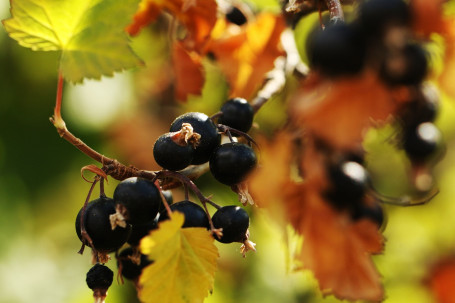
xmin=325 ymin=161 xmax=369 ymax=209
xmin=86 ymin=263 xmax=114 ymax=291
xmin=159 ymin=200 xmax=210 ymax=229
xmin=218 ymin=98 xmax=254 ymax=133
xmin=399 ymin=87 xmax=439 ymax=127
xmin=117 ymin=247 xmax=152 ymax=281
xmin=212 ymin=206 xmax=250 ymax=243
xmin=307 ymin=22 xmax=366 ymax=77
xmin=113 ymin=177 xmax=162 ymax=225
xmin=76 ymin=196 xmax=131 ymax=253
xmin=380 ymin=43 xmax=428 ymax=86
xmin=153 ymin=132 xmax=195 ymax=171
xmin=210 ymin=142 xmax=257 ymax=186
xmin=170 ymin=112 xmax=221 ymax=165
xmin=351 ymin=201 xmax=386 ymax=229
xmin=226 ymin=6 xmax=247 ymax=26
xmin=127 ymin=219 xmax=158 ymax=247
xmin=358 ymin=0 xmax=411 ymax=35
xmin=403 ymin=122 xmax=442 ymax=161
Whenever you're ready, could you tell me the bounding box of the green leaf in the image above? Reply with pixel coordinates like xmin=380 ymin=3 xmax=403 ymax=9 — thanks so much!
xmin=140 ymin=212 xmax=219 ymax=303
xmin=2 ymin=0 xmax=143 ymax=82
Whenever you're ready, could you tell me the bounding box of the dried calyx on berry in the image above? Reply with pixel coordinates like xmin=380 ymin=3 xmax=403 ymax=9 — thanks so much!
xmin=170 ymin=112 xmax=221 ymax=165
xmin=153 ymin=123 xmax=201 ymax=171
xmin=86 ymin=263 xmax=113 ymax=303
xmin=211 ymin=205 xmax=256 ymax=256
xmin=76 ymin=196 xmax=131 ymax=254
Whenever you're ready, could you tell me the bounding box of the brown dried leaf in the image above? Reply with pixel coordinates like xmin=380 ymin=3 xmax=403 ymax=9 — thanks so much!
xmin=290 ymin=72 xmax=397 ymax=150
xmin=208 ymin=13 xmax=286 ymax=99
xmin=250 ymin=133 xmax=384 ymax=302
xmin=172 ymin=41 xmax=204 ymax=101
xmin=127 ymin=0 xmax=217 ymax=52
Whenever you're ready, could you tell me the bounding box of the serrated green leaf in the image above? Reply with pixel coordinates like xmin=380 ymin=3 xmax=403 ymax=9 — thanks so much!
xmin=2 ymin=0 xmax=143 ymax=82
xmin=139 ymin=212 xmax=219 ymax=303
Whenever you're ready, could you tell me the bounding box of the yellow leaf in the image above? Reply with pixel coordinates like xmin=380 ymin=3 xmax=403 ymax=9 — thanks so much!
xmin=139 ymin=212 xmax=219 ymax=303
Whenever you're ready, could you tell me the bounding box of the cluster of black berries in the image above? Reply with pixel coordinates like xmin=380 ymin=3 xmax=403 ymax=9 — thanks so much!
xmin=153 ymin=97 xmax=258 ymax=187
xmin=76 ymin=98 xmax=258 ymax=295
xmin=306 ymin=0 xmax=427 ymax=84
xmin=305 ymin=0 xmax=445 ymax=223
xmin=76 ymin=177 xmax=253 ymax=284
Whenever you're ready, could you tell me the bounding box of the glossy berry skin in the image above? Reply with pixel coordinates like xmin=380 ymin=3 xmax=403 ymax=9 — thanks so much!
xmin=86 ymin=263 xmax=114 ymax=291
xmin=76 ymin=196 xmax=131 ymax=253
xmin=153 ymin=132 xmax=194 ymax=171
xmin=114 ymin=177 xmax=162 ymax=225
xmin=307 ymin=22 xmax=366 ymax=77
xmin=381 ymin=43 xmax=428 ymax=86
xmin=170 ymin=112 xmax=221 ymax=165
xmin=159 ymin=200 xmax=210 ymax=229
xmin=127 ymin=219 xmax=158 ymax=246
xmin=117 ymin=247 xmax=152 ymax=280
xmin=351 ymin=202 xmax=386 ymax=229
xmin=226 ymin=6 xmax=247 ymax=26
xmin=403 ymin=122 xmax=442 ymax=161
xmin=218 ymin=98 xmax=254 ymax=133
xmin=358 ymin=0 xmax=411 ymax=35
xmin=210 ymin=143 xmax=257 ymax=186
xmin=212 ymin=206 xmax=249 ymax=243
xmin=325 ymin=161 xmax=369 ymax=209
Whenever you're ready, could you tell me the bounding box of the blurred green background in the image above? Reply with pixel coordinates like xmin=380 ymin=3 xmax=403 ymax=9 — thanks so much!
xmin=2 ymin=1 xmax=455 ymax=303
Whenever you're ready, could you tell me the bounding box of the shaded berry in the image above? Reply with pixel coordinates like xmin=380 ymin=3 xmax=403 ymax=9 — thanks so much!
xmin=76 ymin=196 xmax=131 ymax=253
xmin=210 ymin=143 xmax=257 ymax=186
xmin=212 ymin=206 xmax=249 ymax=243
xmin=114 ymin=177 xmax=161 ymax=225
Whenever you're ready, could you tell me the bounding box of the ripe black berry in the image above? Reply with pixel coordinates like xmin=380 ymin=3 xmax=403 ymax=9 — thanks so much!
xmin=86 ymin=263 xmax=114 ymax=291
xmin=351 ymin=201 xmax=386 ymax=229
xmin=325 ymin=161 xmax=369 ymax=209
xmin=307 ymin=22 xmax=366 ymax=77
xmin=399 ymin=87 xmax=439 ymax=127
xmin=114 ymin=177 xmax=162 ymax=225
xmin=218 ymin=98 xmax=254 ymax=133
xmin=153 ymin=132 xmax=195 ymax=171
xmin=127 ymin=219 xmax=158 ymax=246
xmin=403 ymin=122 xmax=442 ymax=161
xmin=212 ymin=206 xmax=250 ymax=243
xmin=210 ymin=142 xmax=257 ymax=186
xmin=380 ymin=43 xmax=428 ymax=86
xmin=226 ymin=6 xmax=247 ymax=26
xmin=76 ymin=196 xmax=131 ymax=253
xmin=117 ymin=247 xmax=152 ymax=281
xmin=159 ymin=200 xmax=210 ymax=229
xmin=358 ymin=0 xmax=411 ymax=35
xmin=170 ymin=112 xmax=221 ymax=165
